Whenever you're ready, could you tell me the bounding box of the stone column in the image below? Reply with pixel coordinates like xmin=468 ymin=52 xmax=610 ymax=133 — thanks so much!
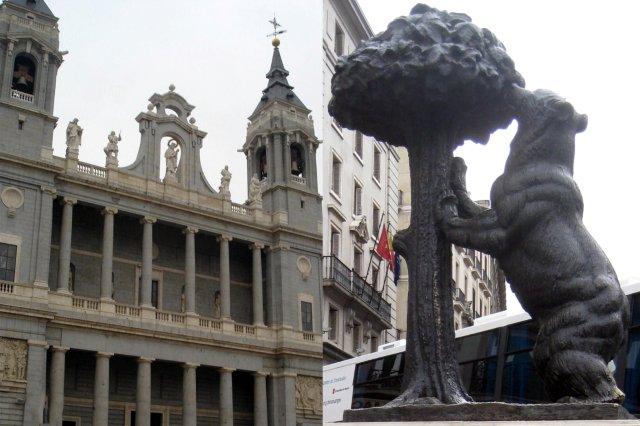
xmin=219 ymin=367 xmax=235 ymax=426
xmin=253 ymin=372 xmax=268 ymax=426
xmin=182 ymin=363 xmax=198 ymax=426
xmin=23 ymin=340 xmax=48 ymax=426
xmin=218 ymin=235 xmax=232 ymax=320
xmin=93 ymin=352 xmax=112 ymax=426
xmin=35 ymin=186 xmax=56 ymax=287
xmin=273 ymin=133 xmax=284 ymax=183
xmin=183 ymin=227 xmax=198 ymax=315
xmin=309 ymin=144 xmax=318 ymax=191
xmin=252 ymin=243 xmax=264 ymax=326
xmin=57 ymin=197 xmax=76 ymax=293
xmin=140 ymin=216 xmax=157 ymax=309
xmin=100 ymin=207 xmax=118 ymax=301
xmin=49 ymin=346 xmax=68 ymax=426
xmin=136 ymin=357 xmax=154 ymax=426
xmin=284 ymin=136 xmax=292 ymax=180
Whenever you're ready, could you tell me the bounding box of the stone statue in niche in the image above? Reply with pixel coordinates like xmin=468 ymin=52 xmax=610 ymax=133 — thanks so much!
xmin=329 ymin=2 xmax=629 ymax=412
xmin=248 ymin=173 xmax=262 ymax=206
xmin=104 ymin=131 xmax=121 ymax=167
xmin=65 ymin=118 xmax=83 ymax=160
xmin=439 ymin=85 xmax=629 ymax=403
xmin=163 ymin=139 xmax=179 ymax=183
xmin=213 ymin=290 xmax=221 ymax=319
xmin=219 ymin=165 xmax=231 ymax=199
xmin=0 ymin=337 xmax=27 ymax=381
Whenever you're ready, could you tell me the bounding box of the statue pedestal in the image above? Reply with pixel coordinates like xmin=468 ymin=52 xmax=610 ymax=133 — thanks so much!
xmin=343 ymin=402 xmax=636 ymax=422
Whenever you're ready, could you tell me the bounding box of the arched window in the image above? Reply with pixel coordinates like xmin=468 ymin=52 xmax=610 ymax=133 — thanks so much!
xmin=290 ymin=143 xmax=305 ymax=177
xmin=12 ymin=54 xmax=36 ymax=95
xmin=256 ymin=147 xmax=267 ymax=180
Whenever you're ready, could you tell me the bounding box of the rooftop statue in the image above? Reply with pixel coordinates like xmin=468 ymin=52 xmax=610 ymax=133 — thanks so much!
xmin=104 ymin=131 xmax=121 ymax=167
xmin=219 ymin=165 xmax=232 ymax=199
xmin=65 ymin=118 xmax=83 ymax=159
xmin=330 ymin=2 xmax=628 ymax=413
xmin=164 ymin=139 xmax=179 ymax=183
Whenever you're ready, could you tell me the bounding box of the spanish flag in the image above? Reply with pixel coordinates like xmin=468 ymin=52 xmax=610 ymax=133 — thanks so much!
xmin=375 ymin=224 xmax=395 ymax=271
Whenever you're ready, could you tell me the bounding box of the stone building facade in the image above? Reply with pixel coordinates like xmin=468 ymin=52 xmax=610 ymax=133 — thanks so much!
xmin=321 ymin=0 xmax=401 ymax=364
xmin=396 ymin=148 xmax=506 ymax=338
xmin=0 ymin=1 xmax=322 ymax=425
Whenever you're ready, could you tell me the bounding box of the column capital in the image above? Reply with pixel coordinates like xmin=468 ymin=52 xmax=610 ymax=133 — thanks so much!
xmin=41 ymin=185 xmax=57 ymax=197
xmin=137 ymin=356 xmax=155 ymax=364
xmin=183 ymin=226 xmax=199 ymax=235
xmin=95 ymin=351 xmax=114 ymax=358
xmin=183 ymin=362 xmax=200 ymax=369
xmin=27 ymin=339 xmax=49 ymax=348
xmin=61 ymin=196 xmax=77 ymax=205
xmin=252 ymin=242 xmax=265 ymax=250
xmin=140 ymin=215 xmax=157 ymax=225
xmin=253 ymin=371 xmax=269 ymax=377
xmin=217 ymin=234 xmax=233 ymax=243
xmin=101 ymin=206 xmax=118 ymax=215
xmin=50 ymin=345 xmax=69 ymax=353
xmin=267 ymin=242 xmax=290 ymax=252
xmin=218 ymin=366 xmax=236 ymax=373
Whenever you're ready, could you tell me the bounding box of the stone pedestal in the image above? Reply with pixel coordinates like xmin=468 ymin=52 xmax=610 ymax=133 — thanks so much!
xmin=343 ymin=402 xmax=637 ymax=423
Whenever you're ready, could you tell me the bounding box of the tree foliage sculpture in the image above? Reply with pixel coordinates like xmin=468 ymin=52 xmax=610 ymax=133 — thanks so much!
xmin=329 ymin=4 xmax=524 ymax=404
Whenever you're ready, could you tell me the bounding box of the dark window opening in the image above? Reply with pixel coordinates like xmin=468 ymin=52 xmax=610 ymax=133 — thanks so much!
xmin=151 ymin=279 xmax=159 ymax=309
xmin=68 ymin=263 xmax=76 ymax=293
xmin=301 ymin=301 xmax=313 ymax=332
xmin=290 ymin=143 xmax=305 ymax=176
xmin=256 ymin=147 xmax=267 ymax=180
xmin=0 ymin=243 xmax=17 ymax=281
xmin=12 ymin=55 xmax=36 ymax=95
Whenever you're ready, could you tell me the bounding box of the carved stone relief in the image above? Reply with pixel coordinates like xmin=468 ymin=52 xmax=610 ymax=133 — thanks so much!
xmin=295 ymin=375 xmax=322 ymax=415
xmin=0 ymin=337 xmax=27 ymax=381
xmin=1 ymin=186 xmax=24 ymax=217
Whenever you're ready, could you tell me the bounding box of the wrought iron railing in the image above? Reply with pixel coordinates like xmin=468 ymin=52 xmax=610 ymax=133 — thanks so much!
xmin=322 ymin=256 xmax=391 ymax=323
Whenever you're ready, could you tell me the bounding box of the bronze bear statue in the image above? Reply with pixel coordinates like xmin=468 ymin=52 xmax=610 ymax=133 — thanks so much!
xmin=439 ymin=84 xmax=629 ymax=403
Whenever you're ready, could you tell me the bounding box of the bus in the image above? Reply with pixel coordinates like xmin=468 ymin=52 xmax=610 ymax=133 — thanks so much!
xmin=323 ymin=282 xmax=640 ymax=423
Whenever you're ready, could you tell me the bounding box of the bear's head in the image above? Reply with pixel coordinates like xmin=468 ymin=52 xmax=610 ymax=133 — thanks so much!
xmin=505 ymin=86 xmax=587 ymax=173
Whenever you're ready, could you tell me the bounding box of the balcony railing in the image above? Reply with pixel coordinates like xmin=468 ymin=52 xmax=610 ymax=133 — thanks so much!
xmin=323 ymin=256 xmax=391 ymax=323
xmin=11 ymin=89 xmax=34 ymax=103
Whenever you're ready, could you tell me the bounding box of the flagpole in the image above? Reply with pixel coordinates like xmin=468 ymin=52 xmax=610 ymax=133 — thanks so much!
xmin=365 ymin=211 xmax=386 ymax=284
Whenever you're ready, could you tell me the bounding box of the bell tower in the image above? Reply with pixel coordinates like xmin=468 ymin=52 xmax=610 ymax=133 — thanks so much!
xmin=242 ymin=34 xmax=321 ymax=231
xmin=0 ymin=0 xmax=62 ymax=161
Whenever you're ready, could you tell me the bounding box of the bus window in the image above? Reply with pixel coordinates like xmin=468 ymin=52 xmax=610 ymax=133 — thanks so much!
xmin=456 ymin=330 xmax=499 ymax=363
xmin=624 ymin=294 xmax=640 ymax=415
xmin=352 ymin=353 xmax=404 ymax=409
xmin=501 ymin=320 xmax=547 ymax=403
xmin=459 ymin=357 xmax=498 ymax=401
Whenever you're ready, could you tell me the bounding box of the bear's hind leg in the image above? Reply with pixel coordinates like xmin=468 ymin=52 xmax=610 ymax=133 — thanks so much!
xmin=537 ymin=348 xmax=624 ymax=404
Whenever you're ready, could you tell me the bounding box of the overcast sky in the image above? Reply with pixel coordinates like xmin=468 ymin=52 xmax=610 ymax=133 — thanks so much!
xmin=48 ymin=0 xmax=321 ymax=203
xmin=359 ymin=1 xmax=640 ymax=311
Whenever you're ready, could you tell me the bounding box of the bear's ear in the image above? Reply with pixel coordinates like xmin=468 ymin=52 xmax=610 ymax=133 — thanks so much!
xmin=555 ymin=101 xmax=574 ymax=121
xmin=576 ymin=114 xmax=588 ymax=133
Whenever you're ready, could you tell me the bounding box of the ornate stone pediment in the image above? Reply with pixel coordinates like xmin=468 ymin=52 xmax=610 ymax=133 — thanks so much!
xmin=295 ymin=375 xmax=322 ymax=415
xmin=0 ymin=337 xmax=27 ymax=382
xmin=349 ymin=215 xmax=369 ymax=244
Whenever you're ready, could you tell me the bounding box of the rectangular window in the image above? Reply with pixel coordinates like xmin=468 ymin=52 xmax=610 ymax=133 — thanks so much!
xmin=354 ymin=131 xmax=363 ymax=158
xmin=151 ymin=279 xmax=159 ymax=309
xmin=301 ymin=301 xmax=313 ymax=332
xmin=331 ymin=156 xmax=341 ymax=196
xmin=353 ymin=322 xmax=361 ymax=351
xmin=372 ymin=204 xmax=380 ymax=235
xmin=373 ymin=146 xmax=381 ymax=182
xmin=329 ymin=307 xmax=338 ymax=341
xmin=371 ymin=265 xmax=379 ymax=290
xmin=353 ymin=247 xmax=363 ymax=276
xmin=331 ymin=228 xmax=340 ymax=257
xmin=0 ymin=243 xmax=17 ymax=281
xmin=353 ymin=181 xmax=362 ymax=215
xmin=334 ymin=22 xmax=345 ymax=56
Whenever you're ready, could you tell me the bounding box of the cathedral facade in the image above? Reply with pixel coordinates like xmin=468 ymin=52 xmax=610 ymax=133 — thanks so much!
xmin=0 ymin=1 xmax=322 ymax=425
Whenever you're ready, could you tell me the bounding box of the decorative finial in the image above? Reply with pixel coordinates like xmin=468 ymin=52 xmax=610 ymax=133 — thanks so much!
xmin=169 ymin=84 xmax=175 ymax=92
xmin=267 ymin=14 xmax=286 ymax=46
xmin=189 ymin=117 xmax=196 ymax=125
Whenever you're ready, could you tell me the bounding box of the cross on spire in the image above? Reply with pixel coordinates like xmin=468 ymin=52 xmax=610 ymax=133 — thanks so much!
xmin=267 ymin=14 xmax=286 ymax=41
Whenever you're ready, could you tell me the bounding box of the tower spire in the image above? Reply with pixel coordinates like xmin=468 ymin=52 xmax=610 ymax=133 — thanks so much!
xmin=250 ymin=16 xmax=308 ymax=118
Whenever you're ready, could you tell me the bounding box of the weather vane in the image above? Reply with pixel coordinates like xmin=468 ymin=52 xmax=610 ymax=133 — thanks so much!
xmin=267 ymin=14 xmax=286 ymax=46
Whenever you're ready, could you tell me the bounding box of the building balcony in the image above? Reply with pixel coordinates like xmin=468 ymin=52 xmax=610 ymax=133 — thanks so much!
xmin=479 ymin=278 xmax=492 ymax=298
xmin=0 ymin=281 xmax=320 ymax=352
xmin=452 ymin=287 xmax=467 ymax=313
xmin=10 ymin=89 xmax=34 ymax=103
xmin=322 ymin=256 xmax=392 ymax=327
xmin=462 ymin=248 xmax=474 ymax=267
